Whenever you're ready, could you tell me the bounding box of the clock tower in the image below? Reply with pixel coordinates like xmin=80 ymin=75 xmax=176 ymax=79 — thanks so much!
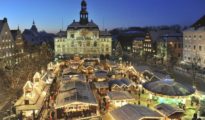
xmin=55 ymin=0 xmax=112 ymax=56
xmin=80 ymin=0 xmax=89 ymax=25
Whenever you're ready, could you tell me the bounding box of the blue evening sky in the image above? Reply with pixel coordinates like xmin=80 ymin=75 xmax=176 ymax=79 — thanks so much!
xmin=0 ymin=0 xmax=205 ymax=33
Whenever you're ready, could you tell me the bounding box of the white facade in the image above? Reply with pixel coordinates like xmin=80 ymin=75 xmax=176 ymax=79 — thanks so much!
xmin=54 ymin=0 xmax=112 ymax=56
xmin=55 ymin=29 xmax=112 ymax=56
xmin=107 ymin=91 xmax=135 ymax=108
xmin=14 ymin=74 xmax=49 ymax=118
xmin=0 ymin=18 xmax=15 ymax=66
xmin=183 ymin=27 xmax=205 ymax=68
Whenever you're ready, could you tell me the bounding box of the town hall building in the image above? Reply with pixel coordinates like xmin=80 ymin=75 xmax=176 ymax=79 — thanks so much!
xmin=55 ymin=0 xmax=112 ymax=57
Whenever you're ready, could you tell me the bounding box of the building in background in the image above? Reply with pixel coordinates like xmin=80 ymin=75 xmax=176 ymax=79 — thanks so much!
xmin=22 ymin=21 xmax=55 ymax=60
xmin=143 ymin=32 xmax=153 ymax=54
xmin=150 ymin=29 xmax=179 ymax=53
xmin=11 ymin=27 xmax=25 ymax=64
xmin=0 ymin=18 xmax=15 ymax=67
xmin=23 ymin=21 xmax=55 ymax=49
xmin=183 ymin=15 xmax=205 ymax=68
xmin=132 ymin=36 xmax=144 ymax=56
xmin=116 ymin=28 xmax=145 ymax=54
xmin=55 ymin=0 xmax=112 ymax=57
xmin=15 ymin=72 xmax=50 ymax=119
xmin=155 ymin=33 xmax=183 ymax=65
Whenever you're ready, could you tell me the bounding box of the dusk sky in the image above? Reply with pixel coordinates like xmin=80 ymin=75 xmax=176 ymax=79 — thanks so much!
xmin=0 ymin=0 xmax=205 ymax=33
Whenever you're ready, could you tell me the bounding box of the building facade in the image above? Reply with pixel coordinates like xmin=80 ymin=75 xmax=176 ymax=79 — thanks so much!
xmin=0 ymin=18 xmax=15 ymax=67
xmin=15 ymin=72 xmax=50 ymax=119
xmin=156 ymin=33 xmax=183 ymax=64
xmin=183 ymin=27 xmax=205 ymax=68
xmin=55 ymin=80 xmax=99 ymax=119
xmin=11 ymin=28 xmax=25 ymax=64
xmin=23 ymin=21 xmax=55 ymax=48
xmin=132 ymin=37 xmax=144 ymax=55
xmin=55 ymin=0 xmax=112 ymax=57
xmin=143 ymin=32 xmax=153 ymax=55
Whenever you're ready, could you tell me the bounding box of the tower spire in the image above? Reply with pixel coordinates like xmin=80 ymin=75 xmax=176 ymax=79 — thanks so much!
xmin=80 ymin=0 xmax=88 ymax=25
xmin=31 ymin=20 xmax=38 ymax=33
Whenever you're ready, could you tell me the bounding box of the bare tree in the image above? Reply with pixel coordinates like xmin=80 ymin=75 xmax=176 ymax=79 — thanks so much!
xmin=0 ymin=43 xmax=53 ymax=90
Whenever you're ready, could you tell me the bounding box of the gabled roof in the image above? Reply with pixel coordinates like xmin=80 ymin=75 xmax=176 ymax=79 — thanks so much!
xmin=107 ymin=91 xmax=134 ymax=100
xmin=33 ymin=72 xmax=41 ymax=80
xmin=95 ymin=70 xmax=108 ymax=78
xmin=108 ymin=78 xmax=136 ymax=88
xmin=23 ymin=80 xmax=33 ymax=91
xmin=10 ymin=30 xmax=18 ymax=40
xmin=110 ymin=104 xmax=162 ymax=120
xmin=143 ymin=78 xmax=195 ymax=96
xmin=55 ymin=80 xmax=97 ymax=109
xmin=63 ymin=74 xmax=86 ymax=82
xmin=11 ymin=29 xmax=23 ymax=43
xmin=15 ymin=83 xmax=49 ymax=111
xmin=94 ymin=81 xmax=109 ymax=89
xmin=22 ymin=28 xmax=55 ymax=46
xmin=155 ymin=103 xmax=184 ymax=118
xmin=135 ymin=66 xmax=152 ymax=73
